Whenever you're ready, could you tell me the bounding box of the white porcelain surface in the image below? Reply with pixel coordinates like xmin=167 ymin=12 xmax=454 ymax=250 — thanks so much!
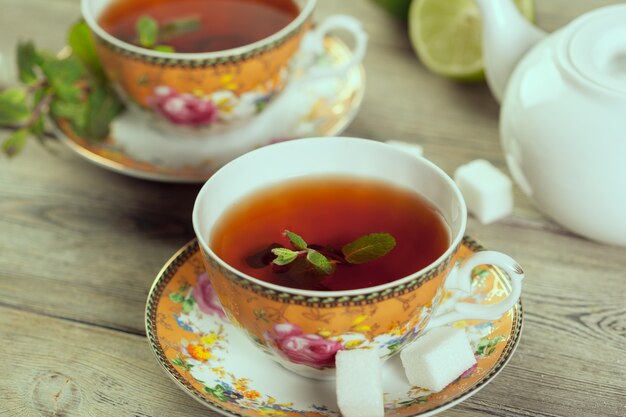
xmin=478 ymin=1 xmax=626 ymax=246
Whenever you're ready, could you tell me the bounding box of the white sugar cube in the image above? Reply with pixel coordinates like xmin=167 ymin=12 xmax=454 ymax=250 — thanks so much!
xmin=386 ymin=140 xmax=424 ymax=158
xmin=336 ymin=349 xmax=384 ymax=417
xmin=400 ymin=327 xmax=476 ymax=392
xmin=454 ymin=159 xmax=513 ymax=224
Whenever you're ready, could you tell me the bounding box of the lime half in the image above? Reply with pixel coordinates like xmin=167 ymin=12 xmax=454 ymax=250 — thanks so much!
xmin=409 ymin=0 xmax=535 ymax=81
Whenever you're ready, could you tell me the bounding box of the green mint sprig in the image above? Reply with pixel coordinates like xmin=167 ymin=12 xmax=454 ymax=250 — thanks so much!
xmin=270 ymin=229 xmax=396 ymax=277
xmin=0 ymin=21 xmax=125 ymax=157
xmin=136 ymin=15 xmax=201 ymax=52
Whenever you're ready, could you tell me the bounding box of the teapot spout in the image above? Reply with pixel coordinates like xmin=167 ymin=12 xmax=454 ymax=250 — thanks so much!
xmin=475 ymin=0 xmax=546 ymax=102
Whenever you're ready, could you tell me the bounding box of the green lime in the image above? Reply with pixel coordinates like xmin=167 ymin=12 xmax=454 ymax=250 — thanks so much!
xmin=409 ymin=0 xmax=535 ymax=82
xmin=369 ymin=0 xmax=412 ymax=19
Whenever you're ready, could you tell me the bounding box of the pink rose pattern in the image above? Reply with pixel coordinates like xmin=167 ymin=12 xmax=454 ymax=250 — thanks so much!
xmin=193 ymin=273 xmax=226 ymax=320
xmin=268 ymin=323 xmax=344 ymax=368
xmin=150 ymin=86 xmax=218 ymax=126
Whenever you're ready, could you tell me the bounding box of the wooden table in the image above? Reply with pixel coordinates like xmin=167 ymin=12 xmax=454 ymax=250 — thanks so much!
xmin=1 ymin=1 xmax=624 ymax=416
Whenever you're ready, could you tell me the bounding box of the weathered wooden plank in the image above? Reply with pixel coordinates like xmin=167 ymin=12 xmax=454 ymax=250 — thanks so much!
xmin=0 ymin=305 xmax=214 ymax=416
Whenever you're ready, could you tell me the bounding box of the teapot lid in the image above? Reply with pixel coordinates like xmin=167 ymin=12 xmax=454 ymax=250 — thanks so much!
xmin=567 ymin=5 xmax=626 ymax=95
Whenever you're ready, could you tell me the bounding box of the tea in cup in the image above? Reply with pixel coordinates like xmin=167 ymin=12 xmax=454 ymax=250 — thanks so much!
xmin=192 ymin=137 xmax=524 ymax=378
xmin=81 ymin=0 xmax=367 ymax=129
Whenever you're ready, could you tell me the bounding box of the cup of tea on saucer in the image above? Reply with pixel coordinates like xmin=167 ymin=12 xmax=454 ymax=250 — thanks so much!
xmin=66 ymin=0 xmax=368 ymax=181
xmin=81 ymin=0 xmax=367 ymax=130
xmin=192 ymin=137 xmax=524 ymax=379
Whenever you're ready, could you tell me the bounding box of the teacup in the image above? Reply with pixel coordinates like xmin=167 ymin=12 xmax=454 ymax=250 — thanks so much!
xmin=81 ymin=0 xmax=367 ymax=130
xmin=192 ymin=137 xmax=524 ymax=379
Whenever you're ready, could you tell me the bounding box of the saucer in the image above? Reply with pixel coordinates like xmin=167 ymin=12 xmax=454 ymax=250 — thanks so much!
xmin=52 ymin=36 xmax=365 ymax=183
xmin=145 ymin=237 xmax=523 ymax=417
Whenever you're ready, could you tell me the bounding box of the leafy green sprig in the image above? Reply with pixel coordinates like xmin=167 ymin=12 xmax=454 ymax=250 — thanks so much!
xmin=0 ymin=21 xmax=124 ymax=157
xmin=271 ymin=229 xmax=396 ymax=277
xmin=135 ymin=15 xmax=201 ymax=52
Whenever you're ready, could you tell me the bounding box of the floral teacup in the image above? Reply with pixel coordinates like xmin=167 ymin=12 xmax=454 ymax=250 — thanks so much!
xmin=192 ymin=137 xmax=524 ymax=379
xmin=81 ymin=0 xmax=367 ymax=130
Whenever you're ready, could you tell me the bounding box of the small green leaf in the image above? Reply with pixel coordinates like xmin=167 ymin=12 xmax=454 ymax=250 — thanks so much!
xmin=285 ymin=230 xmax=307 ymax=250
xmin=306 ymin=249 xmax=335 ymax=275
xmin=0 ymin=88 xmax=30 ymax=126
xmin=83 ymin=82 xmax=124 ymax=141
xmin=30 ymin=116 xmax=46 ymax=143
xmin=51 ymin=99 xmax=87 ymax=135
xmin=182 ymin=298 xmax=195 ymax=313
xmin=137 ymin=15 xmax=159 ymax=48
xmin=17 ymin=41 xmax=41 ymax=85
xmin=342 ymin=233 xmax=396 ymax=264
xmin=50 ymin=99 xmax=85 ymax=120
xmin=154 ymin=45 xmax=175 ymax=52
xmin=160 ymin=16 xmax=202 ymax=40
xmin=41 ymin=56 xmax=84 ymax=87
xmin=487 ymin=346 xmax=496 ymax=355
xmin=169 ymin=293 xmax=184 ymax=303
xmin=2 ymin=129 xmax=29 ymax=157
xmin=54 ymin=83 xmax=83 ymax=102
xmin=68 ymin=20 xmax=103 ymax=77
xmin=271 ymin=248 xmax=299 ymax=266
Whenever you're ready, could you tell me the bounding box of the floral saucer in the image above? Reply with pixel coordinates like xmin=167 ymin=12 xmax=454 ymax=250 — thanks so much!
xmin=52 ymin=37 xmax=365 ymax=183
xmin=145 ymin=237 xmax=523 ymax=417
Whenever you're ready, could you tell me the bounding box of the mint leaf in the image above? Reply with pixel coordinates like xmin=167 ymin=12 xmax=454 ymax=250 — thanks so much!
xmin=137 ymin=15 xmax=158 ymax=48
xmin=306 ymin=249 xmax=335 ymax=275
xmin=2 ymin=129 xmax=28 ymax=157
xmin=342 ymin=233 xmax=396 ymax=264
xmin=271 ymin=248 xmax=299 ymax=266
xmin=17 ymin=41 xmax=41 ymax=85
xmin=50 ymin=99 xmax=85 ymax=120
xmin=53 ymin=83 xmax=83 ymax=102
xmin=285 ymin=230 xmax=307 ymax=250
xmin=41 ymin=56 xmax=84 ymax=87
xmin=154 ymin=45 xmax=175 ymax=53
xmin=160 ymin=16 xmax=202 ymax=40
xmin=68 ymin=20 xmax=103 ymax=77
xmin=51 ymin=99 xmax=87 ymax=134
xmin=30 ymin=116 xmax=46 ymax=143
xmin=83 ymin=82 xmax=124 ymax=141
xmin=0 ymin=88 xmax=30 ymax=125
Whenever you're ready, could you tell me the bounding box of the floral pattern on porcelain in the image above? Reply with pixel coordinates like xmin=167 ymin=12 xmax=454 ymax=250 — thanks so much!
xmin=147 ymin=239 xmax=522 ymax=417
xmin=193 ymin=272 xmax=227 ymax=320
xmin=148 ymin=83 xmax=275 ymax=127
xmin=166 ymin=271 xmax=337 ymax=416
xmin=266 ymin=323 xmax=344 ymax=368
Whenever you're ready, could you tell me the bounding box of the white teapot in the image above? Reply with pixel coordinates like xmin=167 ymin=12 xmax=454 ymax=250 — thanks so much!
xmin=475 ymin=0 xmax=626 ymax=246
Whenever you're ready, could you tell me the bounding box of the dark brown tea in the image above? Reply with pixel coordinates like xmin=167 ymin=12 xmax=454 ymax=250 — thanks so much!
xmin=210 ymin=176 xmax=450 ymax=291
xmin=99 ymin=0 xmax=300 ymax=53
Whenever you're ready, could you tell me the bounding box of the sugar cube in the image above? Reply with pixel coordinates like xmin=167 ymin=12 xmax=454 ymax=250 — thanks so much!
xmin=454 ymin=159 xmax=513 ymax=224
xmin=385 ymin=140 xmax=424 ymax=158
xmin=336 ymin=349 xmax=384 ymax=417
xmin=400 ymin=327 xmax=476 ymax=392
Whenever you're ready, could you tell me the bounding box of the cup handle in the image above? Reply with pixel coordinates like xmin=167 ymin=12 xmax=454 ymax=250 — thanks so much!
xmin=426 ymin=251 xmax=524 ymax=329
xmin=293 ymin=15 xmax=368 ymax=83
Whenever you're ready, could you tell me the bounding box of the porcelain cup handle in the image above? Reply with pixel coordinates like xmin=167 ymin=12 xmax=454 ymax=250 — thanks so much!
xmin=292 ymin=15 xmax=368 ymax=84
xmin=426 ymin=251 xmax=524 ymax=329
